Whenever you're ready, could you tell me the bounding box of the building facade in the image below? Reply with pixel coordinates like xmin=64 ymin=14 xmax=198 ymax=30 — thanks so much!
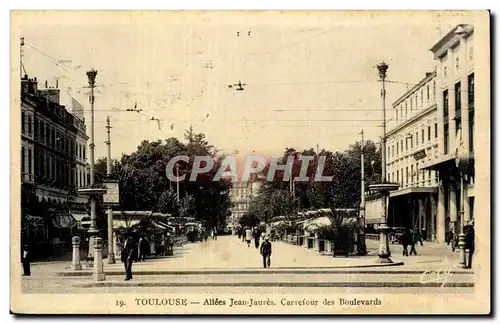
xmin=421 ymin=24 xmax=475 ymax=243
xmin=384 ymin=71 xmax=440 ymax=241
xmin=21 ymin=75 xmax=89 ymax=259
xmin=228 ymin=181 xmax=261 ymax=233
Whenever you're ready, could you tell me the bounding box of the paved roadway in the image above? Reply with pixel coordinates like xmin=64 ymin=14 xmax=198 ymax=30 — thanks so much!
xmin=20 ymin=235 xmax=474 ymax=294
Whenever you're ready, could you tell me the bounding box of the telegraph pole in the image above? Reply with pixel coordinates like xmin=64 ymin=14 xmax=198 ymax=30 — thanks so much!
xmin=105 ymin=116 xmax=115 ymax=263
xmin=20 ymin=37 xmax=25 ymax=79
xmin=176 ymin=164 xmax=180 ymax=204
xmin=358 ymin=130 xmax=367 ymax=255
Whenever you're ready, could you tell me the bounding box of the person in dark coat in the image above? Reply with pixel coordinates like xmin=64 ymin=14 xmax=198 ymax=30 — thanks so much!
xmin=400 ymin=230 xmax=409 ymax=257
xmin=254 ymin=227 xmax=261 ymax=249
xmin=409 ymin=230 xmax=418 ymax=256
xmin=465 ymin=222 xmax=475 ymax=269
xmin=21 ymin=244 xmax=30 ymax=276
xmin=260 ymin=236 xmax=272 ymax=268
xmin=121 ymin=233 xmax=137 ymax=281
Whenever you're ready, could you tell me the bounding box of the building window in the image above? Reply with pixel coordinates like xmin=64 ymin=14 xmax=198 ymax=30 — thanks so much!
xmin=428 ymin=126 xmax=431 ymax=141
xmin=411 ymin=135 xmax=413 ymax=149
xmin=27 ymin=115 xmax=32 ymax=135
xmin=28 ymin=148 xmax=32 ymax=175
xmin=468 ymin=74 xmax=475 ymax=152
xmin=416 ymin=163 xmax=419 ymax=182
xmin=416 ymin=132 xmax=419 ymax=146
xmin=396 ymin=142 xmax=399 ymax=155
xmin=427 ymin=85 xmax=430 ymax=100
xmin=434 ymin=123 xmax=438 ymax=138
xmin=21 ymin=147 xmax=25 ymax=174
xmin=401 ymin=140 xmax=403 ymax=153
xmin=406 ymin=167 xmax=409 ymax=185
xmin=410 ymin=97 xmax=413 ymax=111
xmin=444 ymin=66 xmax=448 ymax=78
xmin=411 ymin=165 xmax=414 ymax=184
xmin=405 ymin=101 xmax=408 ymax=116
xmin=396 ymin=109 xmax=398 ymax=122
xmin=455 ymin=82 xmax=461 ymax=124
xmin=405 ymin=137 xmax=408 ymax=151
xmin=443 ymin=90 xmax=449 ymax=120
xmin=416 ymin=94 xmax=418 ymax=109
xmin=468 ymin=73 xmax=474 ymax=107
xmin=469 ymin=109 xmax=474 ymax=153
xmin=421 ymin=129 xmax=424 ymax=143
xmin=421 ymin=89 xmax=424 ymax=105
xmin=433 ymin=80 xmax=436 ymax=100
xmin=396 ymin=170 xmax=399 ymax=183
xmin=21 ymin=112 xmax=25 ymax=133
xmin=444 ymin=124 xmax=449 ymax=154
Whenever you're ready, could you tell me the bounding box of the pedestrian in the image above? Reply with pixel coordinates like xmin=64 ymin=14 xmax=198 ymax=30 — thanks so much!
xmin=254 ymin=227 xmax=261 ymax=249
xmin=137 ymin=236 xmax=144 ymax=262
xmin=415 ymin=231 xmax=424 ymax=246
xmin=210 ymin=229 xmax=214 ymax=240
xmin=260 ymin=235 xmax=272 ymax=268
xmin=121 ymin=232 xmax=137 ymax=281
xmin=445 ymin=230 xmax=453 ymax=246
xmin=400 ymin=229 xmax=409 ymax=257
xmin=245 ymin=227 xmax=252 ymax=247
xmin=409 ymin=230 xmax=418 ymax=256
xmin=465 ymin=221 xmax=475 ymax=269
xmin=21 ymin=244 xmax=30 ymax=276
xmin=214 ymin=228 xmax=218 ymax=241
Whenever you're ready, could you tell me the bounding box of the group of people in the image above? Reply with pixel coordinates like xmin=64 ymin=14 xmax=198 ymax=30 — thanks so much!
xmin=237 ymin=226 xmax=273 ymax=268
xmin=399 ymin=223 xmax=475 ymax=268
xmin=445 ymin=222 xmax=475 ymax=269
xmin=399 ymin=229 xmax=424 ymax=256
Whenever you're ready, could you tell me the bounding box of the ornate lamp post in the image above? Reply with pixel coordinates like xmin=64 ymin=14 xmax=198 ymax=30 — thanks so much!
xmin=455 ymin=128 xmax=470 ymax=268
xmin=77 ymin=69 xmax=107 ymax=280
xmin=368 ymin=62 xmax=399 ymax=264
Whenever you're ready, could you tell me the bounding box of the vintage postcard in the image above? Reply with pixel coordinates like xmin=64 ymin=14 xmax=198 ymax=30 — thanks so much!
xmin=10 ymin=10 xmax=491 ymax=315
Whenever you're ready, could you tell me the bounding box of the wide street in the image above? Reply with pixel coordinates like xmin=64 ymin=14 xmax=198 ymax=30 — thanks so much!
xmin=20 ymin=235 xmax=475 ymax=294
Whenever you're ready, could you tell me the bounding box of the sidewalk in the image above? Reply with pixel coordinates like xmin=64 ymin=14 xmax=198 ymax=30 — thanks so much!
xmin=22 ymin=235 xmax=474 ymax=278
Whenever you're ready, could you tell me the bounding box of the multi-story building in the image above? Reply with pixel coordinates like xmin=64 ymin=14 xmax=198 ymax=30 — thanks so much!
xmin=384 ymin=71 xmax=440 ymax=241
xmin=420 ymin=24 xmax=475 ymax=243
xmin=228 ymin=180 xmax=261 ymax=233
xmin=21 ymin=75 xmax=89 ymax=257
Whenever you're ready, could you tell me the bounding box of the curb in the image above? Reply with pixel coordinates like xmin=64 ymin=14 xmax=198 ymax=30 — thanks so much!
xmin=54 ymin=263 xmax=473 ymax=277
xmin=75 ymin=281 xmax=475 ymax=288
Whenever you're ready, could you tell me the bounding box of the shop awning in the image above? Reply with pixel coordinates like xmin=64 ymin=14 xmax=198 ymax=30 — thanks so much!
xmin=24 ymin=215 xmax=44 ymax=227
xmin=151 ymin=221 xmax=167 ymax=230
xmin=52 ymin=214 xmax=76 ymax=229
xmin=113 ymin=220 xmax=140 ymax=229
xmin=71 ymin=214 xmax=88 ymax=222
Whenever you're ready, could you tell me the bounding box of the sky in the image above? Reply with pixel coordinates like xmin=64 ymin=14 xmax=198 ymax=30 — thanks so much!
xmin=12 ymin=11 xmax=476 ymax=163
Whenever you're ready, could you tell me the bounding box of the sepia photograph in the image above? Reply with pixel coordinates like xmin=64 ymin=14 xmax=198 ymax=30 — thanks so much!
xmin=9 ymin=10 xmax=491 ymax=315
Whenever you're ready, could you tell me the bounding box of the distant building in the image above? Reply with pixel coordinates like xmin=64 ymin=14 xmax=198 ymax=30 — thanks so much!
xmin=228 ymin=180 xmax=262 ymax=233
xmin=21 ymin=75 xmax=89 ymax=258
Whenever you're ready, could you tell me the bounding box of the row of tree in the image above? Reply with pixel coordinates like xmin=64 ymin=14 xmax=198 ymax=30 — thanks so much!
xmin=244 ymin=140 xmax=382 ymax=225
xmin=93 ymin=127 xmax=232 ymax=230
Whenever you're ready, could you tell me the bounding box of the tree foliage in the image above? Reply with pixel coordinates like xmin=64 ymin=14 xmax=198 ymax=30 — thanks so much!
xmin=247 ymin=141 xmax=381 ymax=222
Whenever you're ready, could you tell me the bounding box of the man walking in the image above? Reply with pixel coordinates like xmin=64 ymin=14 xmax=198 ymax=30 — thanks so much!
xmin=245 ymin=227 xmax=252 ymax=247
xmin=121 ymin=232 xmax=137 ymax=281
xmin=465 ymin=221 xmax=475 ymax=269
xmin=401 ymin=229 xmax=409 ymax=257
xmin=260 ymin=236 xmax=272 ymax=268
xmin=21 ymin=244 xmax=30 ymax=276
xmin=409 ymin=229 xmax=418 ymax=256
xmin=254 ymin=227 xmax=261 ymax=249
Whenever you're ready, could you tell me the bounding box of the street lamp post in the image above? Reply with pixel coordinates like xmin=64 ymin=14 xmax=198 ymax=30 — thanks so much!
xmin=86 ymin=69 xmax=98 ymax=254
xmin=358 ymin=129 xmax=367 ymax=256
xmin=368 ymin=62 xmax=399 ymax=264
